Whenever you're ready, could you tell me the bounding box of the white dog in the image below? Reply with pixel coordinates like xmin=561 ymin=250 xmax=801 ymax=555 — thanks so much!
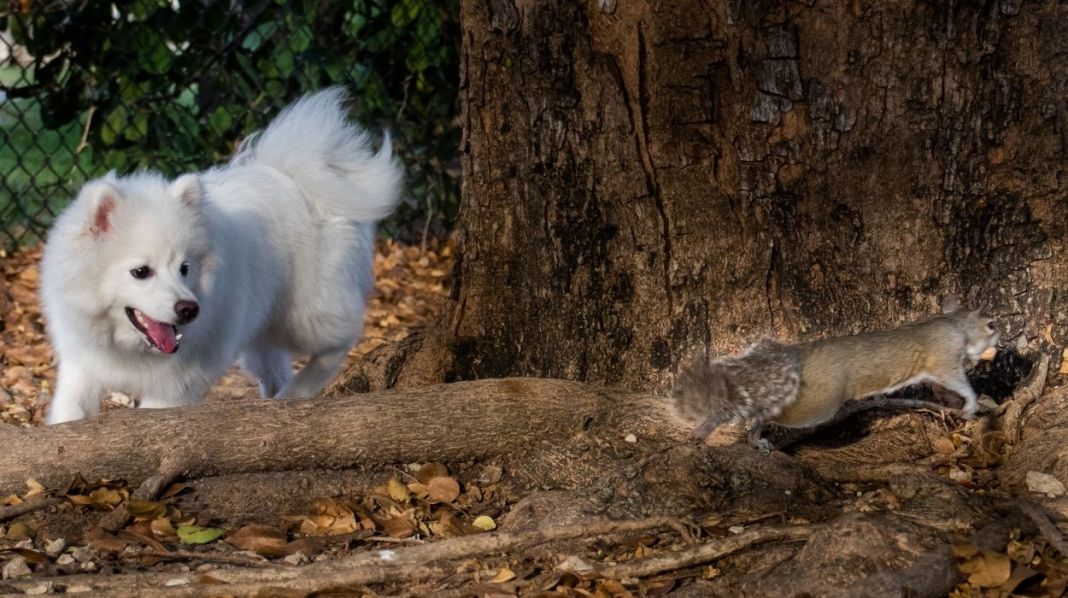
xmin=40 ymin=88 xmax=402 ymax=424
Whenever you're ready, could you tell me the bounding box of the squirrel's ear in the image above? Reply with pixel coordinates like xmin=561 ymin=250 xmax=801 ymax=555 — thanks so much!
xmin=941 ymin=293 xmax=961 ymax=314
xmin=82 ymin=180 xmax=122 ymax=238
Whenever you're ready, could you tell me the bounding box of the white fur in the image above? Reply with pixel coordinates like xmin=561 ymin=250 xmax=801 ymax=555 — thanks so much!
xmin=40 ymin=88 xmax=402 ymax=424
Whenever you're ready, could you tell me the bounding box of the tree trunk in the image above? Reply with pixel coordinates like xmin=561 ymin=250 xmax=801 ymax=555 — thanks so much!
xmin=348 ymin=0 xmax=1066 ymax=393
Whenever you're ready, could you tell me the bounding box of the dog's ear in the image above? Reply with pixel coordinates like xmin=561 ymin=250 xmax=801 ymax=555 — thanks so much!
xmin=83 ymin=181 xmax=121 ymax=238
xmin=170 ymin=174 xmax=202 ymax=209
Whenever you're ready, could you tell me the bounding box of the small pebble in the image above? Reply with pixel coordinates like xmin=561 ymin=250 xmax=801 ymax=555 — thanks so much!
xmin=728 ymin=526 xmax=745 ymax=534
xmin=25 ymin=582 xmax=52 ymax=595
xmin=56 ymin=554 xmax=76 ymax=566
xmin=1026 ymin=471 xmax=1066 ymax=497
xmin=284 ymin=552 xmax=310 ymax=566
xmin=164 ymin=578 xmax=190 ymax=587
xmin=623 ymin=433 xmax=637 ymax=443
xmin=44 ymin=537 xmax=66 ymax=557
xmin=66 ymin=585 xmax=93 ymax=594
xmin=1 ymin=556 xmax=31 ymax=580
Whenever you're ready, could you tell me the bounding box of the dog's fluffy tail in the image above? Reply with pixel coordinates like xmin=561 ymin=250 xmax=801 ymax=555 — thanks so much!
xmin=234 ymin=87 xmax=402 ymax=222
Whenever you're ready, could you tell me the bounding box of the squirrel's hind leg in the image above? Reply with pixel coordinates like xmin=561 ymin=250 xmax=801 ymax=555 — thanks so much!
xmin=746 ymin=420 xmax=775 ymax=452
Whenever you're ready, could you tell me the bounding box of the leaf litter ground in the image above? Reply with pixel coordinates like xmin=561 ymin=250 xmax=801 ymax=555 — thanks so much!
xmin=2 ymin=241 xmax=1068 ymax=595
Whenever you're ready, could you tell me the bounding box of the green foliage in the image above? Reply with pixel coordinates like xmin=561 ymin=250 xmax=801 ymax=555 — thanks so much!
xmin=0 ymin=0 xmax=460 ymax=246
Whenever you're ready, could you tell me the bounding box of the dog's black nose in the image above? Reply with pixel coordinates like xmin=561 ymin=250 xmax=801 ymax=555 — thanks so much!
xmin=174 ymin=300 xmax=199 ymax=324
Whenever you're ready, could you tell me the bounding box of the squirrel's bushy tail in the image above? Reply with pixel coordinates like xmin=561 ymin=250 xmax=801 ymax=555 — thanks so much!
xmin=234 ymin=87 xmax=402 ymax=222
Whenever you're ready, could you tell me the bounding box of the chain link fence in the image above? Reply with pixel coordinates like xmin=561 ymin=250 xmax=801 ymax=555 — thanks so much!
xmin=0 ymin=0 xmax=460 ymax=249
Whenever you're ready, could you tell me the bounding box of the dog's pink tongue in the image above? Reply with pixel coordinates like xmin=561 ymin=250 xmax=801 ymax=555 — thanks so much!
xmin=143 ymin=318 xmax=178 ymax=354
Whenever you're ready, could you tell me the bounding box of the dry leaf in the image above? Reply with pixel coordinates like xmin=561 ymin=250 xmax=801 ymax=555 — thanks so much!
xmin=160 ymin=483 xmax=188 ymax=499
xmin=121 ymin=522 xmax=168 ymax=552
xmin=6 ymin=521 xmax=34 ymax=541
xmin=299 ymin=498 xmax=359 ymax=536
xmin=67 ymin=487 xmax=127 ymax=509
xmin=126 ymin=498 xmax=167 ymax=520
xmin=3 ymin=547 xmax=49 ymax=565
xmin=23 ymin=479 xmax=44 ymax=498
xmin=226 ymin=524 xmax=288 ymax=555
xmin=415 ymin=463 xmax=450 ymax=485
xmin=387 ymin=478 xmax=409 ymax=502
xmin=407 ymin=482 xmax=430 ymax=500
xmin=966 ymin=551 xmax=1012 ymax=588
xmin=431 ymin=511 xmax=470 ymax=538
xmin=85 ymin=527 xmax=129 ymax=553
xmin=382 ymin=515 xmax=416 ymax=538
xmin=428 ymin=477 xmax=461 ymax=503
xmin=490 ymin=567 xmax=516 ymax=583
xmin=932 ymin=437 xmax=955 ymax=455
xmin=150 ymin=517 xmax=178 ymax=538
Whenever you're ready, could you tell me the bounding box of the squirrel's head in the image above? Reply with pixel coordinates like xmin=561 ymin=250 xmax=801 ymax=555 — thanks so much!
xmin=948 ymin=308 xmax=999 ymax=363
xmin=670 ymin=359 xmax=731 ymax=424
xmin=941 ymin=295 xmax=999 ymax=363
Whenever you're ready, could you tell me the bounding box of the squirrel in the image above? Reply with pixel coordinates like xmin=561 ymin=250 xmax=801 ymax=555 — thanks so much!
xmin=670 ymin=300 xmax=999 ymax=450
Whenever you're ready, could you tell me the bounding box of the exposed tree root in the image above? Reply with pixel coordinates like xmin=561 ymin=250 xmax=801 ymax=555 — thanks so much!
xmin=1017 ymin=499 xmax=1068 ymax=558
xmin=0 ymin=379 xmax=685 ymax=497
xmin=998 ymin=353 xmax=1049 ymax=445
xmin=595 ymin=524 xmax=813 ymax=579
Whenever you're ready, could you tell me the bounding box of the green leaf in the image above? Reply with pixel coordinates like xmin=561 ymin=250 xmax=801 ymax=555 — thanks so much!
xmin=208 ymin=107 xmax=232 ymax=136
xmin=101 ymin=106 xmax=128 ymax=145
xmin=177 ymin=525 xmax=226 ymax=545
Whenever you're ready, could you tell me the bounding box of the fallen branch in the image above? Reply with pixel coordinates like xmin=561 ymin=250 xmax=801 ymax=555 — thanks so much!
xmin=0 ymin=379 xmax=684 ymax=496
xmin=6 ymin=517 xmax=693 ymax=596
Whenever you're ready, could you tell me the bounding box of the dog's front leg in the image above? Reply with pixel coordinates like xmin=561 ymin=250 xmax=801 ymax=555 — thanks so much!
xmin=46 ymin=363 xmax=103 ymax=424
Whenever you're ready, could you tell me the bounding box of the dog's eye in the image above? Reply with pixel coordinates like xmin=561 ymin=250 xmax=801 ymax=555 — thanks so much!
xmin=986 ymin=321 xmax=995 ymax=332
xmin=180 ymin=263 xmax=190 ymax=277
xmin=130 ymin=266 xmax=153 ymax=280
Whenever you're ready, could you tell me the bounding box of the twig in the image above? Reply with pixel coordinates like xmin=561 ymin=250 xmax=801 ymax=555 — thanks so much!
xmin=596 ymin=524 xmax=814 ymax=579
xmin=75 ymin=105 xmax=97 ymax=154
xmin=0 ymin=495 xmax=61 ymax=522
xmin=137 ymin=548 xmax=270 ymax=568
xmin=365 ymin=536 xmax=426 ymax=545
xmin=1017 ymin=499 xmax=1068 ymax=558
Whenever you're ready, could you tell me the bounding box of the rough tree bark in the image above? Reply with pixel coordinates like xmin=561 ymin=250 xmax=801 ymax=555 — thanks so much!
xmin=339 ymin=0 xmax=1066 ymax=393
